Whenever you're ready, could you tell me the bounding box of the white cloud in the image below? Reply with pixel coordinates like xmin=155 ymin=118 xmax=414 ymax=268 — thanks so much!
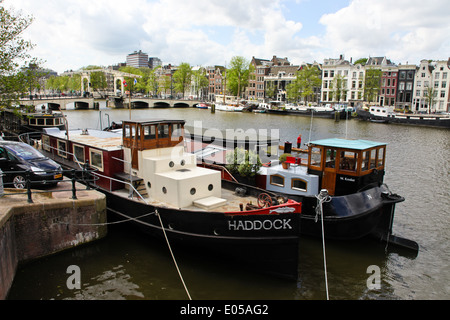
xmin=319 ymin=0 xmax=450 ymax=62
xmin=3 ymin=0 xmax=449 ymax=73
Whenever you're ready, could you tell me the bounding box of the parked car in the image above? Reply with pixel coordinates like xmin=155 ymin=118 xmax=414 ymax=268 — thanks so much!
xmin=0 ymin=141 xmax=63 ymax=189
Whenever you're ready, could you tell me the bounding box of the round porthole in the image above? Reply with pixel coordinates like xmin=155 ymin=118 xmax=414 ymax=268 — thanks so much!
xmin=190 ymin=188 xmax=196 ymax=195
xmin=162 ymin=187 xmax=167 ymax=194
xmin=180 ymin=159 xmax=185 ymax=166
xmin=147 ymin=181 xmax=151 ymax=188
xmin=208 ymin=184 xmax=214 ymax=191
xmin=169 ymin=161 xmax=174 ymax=168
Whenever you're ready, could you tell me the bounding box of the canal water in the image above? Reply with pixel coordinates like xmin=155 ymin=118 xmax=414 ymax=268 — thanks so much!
xmin=7 ymin=107 xmax=449 ymax=300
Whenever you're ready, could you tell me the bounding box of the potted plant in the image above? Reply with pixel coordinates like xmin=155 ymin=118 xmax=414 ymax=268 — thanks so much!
xmin=279 ymin=153 xmax=292 ymax=169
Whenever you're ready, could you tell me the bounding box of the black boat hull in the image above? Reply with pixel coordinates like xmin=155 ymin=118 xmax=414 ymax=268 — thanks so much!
xmin=103 ymin=185 xmax=301 ymax=280
xmin=283 ymin=186 xmax=403 ymax=241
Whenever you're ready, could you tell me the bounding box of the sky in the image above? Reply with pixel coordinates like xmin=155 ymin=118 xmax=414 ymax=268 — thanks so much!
xmin=4 ymin=0 xmax=450 ymax=74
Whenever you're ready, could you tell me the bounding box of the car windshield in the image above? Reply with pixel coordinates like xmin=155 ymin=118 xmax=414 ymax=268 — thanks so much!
xmin=7 ymin=144 xmax=46 ymax=160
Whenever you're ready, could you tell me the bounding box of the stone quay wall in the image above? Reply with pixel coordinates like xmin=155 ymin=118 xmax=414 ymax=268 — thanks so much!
xmin=0 ymin=188 xmax=107 ymax=299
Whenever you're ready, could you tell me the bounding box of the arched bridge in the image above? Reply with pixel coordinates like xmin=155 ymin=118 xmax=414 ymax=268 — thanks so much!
xmin=19 ymin=97 xmax=203 ymax=110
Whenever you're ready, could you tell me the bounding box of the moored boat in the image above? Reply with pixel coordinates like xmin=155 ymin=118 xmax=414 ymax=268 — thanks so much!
xmin=39 ymin=119 xmax=302 ymax=279
xmin=356 ymin=106 xmax=450 ymax=128
xmin=189 ymin=128 xmax=418 ymax=253
xmin=1 ymin=106 xmax=66 ymax=139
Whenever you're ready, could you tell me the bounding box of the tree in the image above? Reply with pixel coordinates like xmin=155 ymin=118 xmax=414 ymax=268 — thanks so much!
xmin=227 ymin=56 xmax=252 ymax=98
xmin=364 ymin=69 xmax=381 ymax=103
xmin=192 ymin=67 xmax=209 ymax=100
xmin=424 ymin=86 xmax=436 ymax=114
xmin=331 ymin=74 xmax=348 ymax=103
xmin=172 ymin=62 xmax=192 ymax=98
xmin=287 ymin=65 xmax=322 ymax=104
xmin=0 ymin=1 xmax=40 ymax=108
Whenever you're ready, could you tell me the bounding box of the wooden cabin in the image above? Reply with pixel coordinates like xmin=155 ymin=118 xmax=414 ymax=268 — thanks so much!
xmin=307 ymin=138 xmax=386 ymax=196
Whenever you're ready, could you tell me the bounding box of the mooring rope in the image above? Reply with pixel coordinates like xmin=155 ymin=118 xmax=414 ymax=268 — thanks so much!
xmin=155 ymin=209 xmax=192 ymax=300
xmin=58 ymin=211 xmax=156 ymax=226
xmin=315 ymin=189 xmax=332 ymax=300
xmin=59 ymin=207 xmax=192 ymax=300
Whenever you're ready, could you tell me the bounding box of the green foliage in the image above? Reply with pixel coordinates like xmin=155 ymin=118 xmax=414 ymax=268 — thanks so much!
xmin=279 ymin=153 xmax=292 ymax=163
xmin=364 ymin=69 xmax=382 ymax=103
xmin=287 ymin=65 xmax=322 ymax=103
xmin=226 ymin=56 xmax=253 ymax=98
xmin=226 ymin=147 xmax=262 ymax=178
xmin=172 ymin=62 xmax=192 ymax=98
xmin=0 ymin=1 xmax=41 ymax=108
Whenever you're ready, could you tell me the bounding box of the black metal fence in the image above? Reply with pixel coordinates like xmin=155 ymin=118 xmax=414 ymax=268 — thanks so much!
xmin=0 ymin=167 xmax=97 ymax=203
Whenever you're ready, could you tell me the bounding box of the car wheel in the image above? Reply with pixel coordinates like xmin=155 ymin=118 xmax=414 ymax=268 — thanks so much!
xmin=12 ymin=175 xmax=27 ymax=189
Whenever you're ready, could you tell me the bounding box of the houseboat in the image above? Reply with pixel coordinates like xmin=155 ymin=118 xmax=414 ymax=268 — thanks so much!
xmin=40 ymin=119 xmax=302 ymax=280
xmin=259 ymin=139 xmax=418 ymax=252
xmin=260 ymin=102 xmax=348 ymax=119
xmin=191 ymin=132 xmax=418 ymax=253
xmin=357 ymin=106 xmax=450 ymax=128
xmin=1 ymin=106 xmax=66 ymax=139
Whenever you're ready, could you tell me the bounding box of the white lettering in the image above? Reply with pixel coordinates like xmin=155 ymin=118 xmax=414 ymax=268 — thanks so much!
xmin=228 ymin=219 xmax=293 ymax=231
xmin=66 ymin=265 xmax=81 ymax=290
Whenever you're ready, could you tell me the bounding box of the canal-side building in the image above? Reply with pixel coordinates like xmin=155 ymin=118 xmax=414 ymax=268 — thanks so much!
xmin=396 ymin=64 xmax=416 ymax=111
xmin=321 ymin=55 xmax=353 ymax=105
xmin=206 ymin=65 xmax=226 ymax=102
xmin=412 ymin=59 xmax=450 ymax=113
xmin=247 ymin=57 xmax=271 ymax=102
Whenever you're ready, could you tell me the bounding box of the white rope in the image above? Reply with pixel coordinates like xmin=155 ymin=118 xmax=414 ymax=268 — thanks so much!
xmin=155 ymin=209 xmax=192 ymax=300
xmin=315 ymin=189 xmax=332 ymax=300
xmin=58 ymin=211 xmax=156 ymax=226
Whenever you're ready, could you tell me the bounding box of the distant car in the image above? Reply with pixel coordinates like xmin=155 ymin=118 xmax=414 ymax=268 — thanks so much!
xmin=0 ymin=141 xmax=63 ymax=189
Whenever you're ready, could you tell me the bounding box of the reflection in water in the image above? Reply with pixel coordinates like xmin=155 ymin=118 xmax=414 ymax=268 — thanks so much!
xmin=67 ymin=265 xmax=144 ymax=300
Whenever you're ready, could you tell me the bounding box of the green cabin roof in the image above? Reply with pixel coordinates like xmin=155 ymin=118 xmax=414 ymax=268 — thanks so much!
xmin=309 ymin=138 xmax=386 ymax=150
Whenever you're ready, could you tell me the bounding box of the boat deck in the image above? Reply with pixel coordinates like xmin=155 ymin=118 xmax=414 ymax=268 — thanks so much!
xmin=107 ymin=185 xmax=259 ymax=213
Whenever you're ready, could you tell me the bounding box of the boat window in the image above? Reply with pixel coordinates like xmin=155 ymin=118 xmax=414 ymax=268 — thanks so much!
xmin=270 ymin=174 xmax=285 ymax=187
xmin=37 ymin=118 xmax=45 ymax=126
xmin=310 ymin=147 xmax=322 ymax=169
xmin=42 ymin=135 xmax=51 ymax=152
xmin=377 ymin=147 xmax=385 ymax=167
xmin=124 ymin=124 xmax=131 ymax=138
xmin=30 ymin=118 xmax=36 ymax=125
xmin=46 ymin=118 xmax=53 ymax=126
xmin=73 ymin=144 xmax=85 ymax=164
xmin=143 ymin=125 xmax=156 ymax=140
xmin=339 ymin=151 xmax=358 ymax=172
xmin=159 ymin=124 xmax=169 ymax=138
xmin=362 ymin=151 xmax=370 ymax=171
xmin=325 ymin=148 xmax=337 ymax=168
xmin=90 ymin=149 xmax=103 ymax=171
xmin=57 ymin=140 xmax=68 ymax=158
xmin=370 ymin=149 xmax=377 ymax=169
xmin=172 ymin=123 xmax=182 ymax=139
xmin=291 ymin=178 xmax=307 ymax=192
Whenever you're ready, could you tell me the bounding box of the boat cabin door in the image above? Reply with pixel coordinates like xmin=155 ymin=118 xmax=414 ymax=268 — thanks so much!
xmin=123 ymin=122 xmax=139 ymax=170
xmin=322 ymin=148 xmax=337 ymax=195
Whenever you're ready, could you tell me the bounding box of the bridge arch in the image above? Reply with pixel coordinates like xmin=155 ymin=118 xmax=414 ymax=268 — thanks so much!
xmin=154 ymin=101 xmax=170 ymax=108
xmin=173 ymin=102 xmax=190 ymax=108
xmin=132 ymin=101 xmax=149 ymax=109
